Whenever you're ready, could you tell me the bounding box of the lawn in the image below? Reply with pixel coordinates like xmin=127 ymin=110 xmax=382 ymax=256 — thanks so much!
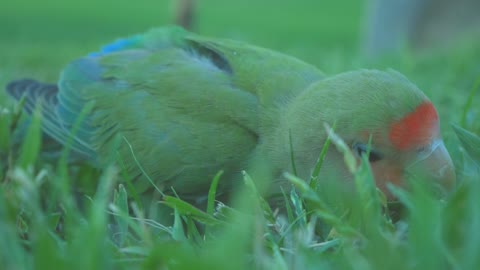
xmin=1 ymin=0 xmax=480 ymax=269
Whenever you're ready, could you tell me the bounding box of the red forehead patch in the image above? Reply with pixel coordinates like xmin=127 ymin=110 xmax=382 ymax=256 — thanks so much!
xmin=389 ymin=102 xmax=439 ymax=150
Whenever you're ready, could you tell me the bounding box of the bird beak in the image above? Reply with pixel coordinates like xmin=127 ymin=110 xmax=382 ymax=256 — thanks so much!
xmin=405 ymin=139 xmax=456 ymax=196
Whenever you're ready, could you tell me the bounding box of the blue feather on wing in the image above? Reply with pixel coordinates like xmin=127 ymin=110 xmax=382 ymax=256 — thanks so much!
xmin=89 ymin=36 xmax=141 ymax=57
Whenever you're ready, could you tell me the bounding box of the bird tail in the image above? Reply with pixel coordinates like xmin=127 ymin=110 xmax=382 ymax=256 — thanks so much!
xmin=6 ymin=79 xmax=59 ymax=114
xmin=5 ymin=79 xmax=95 ymax=159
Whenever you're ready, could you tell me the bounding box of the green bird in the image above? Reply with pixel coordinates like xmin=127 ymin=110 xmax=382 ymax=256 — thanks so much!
xmin=6 ymin=26 xmax=455 ymax=201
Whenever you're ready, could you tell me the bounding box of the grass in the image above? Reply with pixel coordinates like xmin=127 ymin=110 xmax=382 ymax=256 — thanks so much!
xmin=1 ymin=0 xmax=480 ymax=269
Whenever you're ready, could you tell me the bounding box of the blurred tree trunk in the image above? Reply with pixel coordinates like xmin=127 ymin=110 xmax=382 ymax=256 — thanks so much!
xmin=364 ymin=0 xmax=480 ymax=56
xmin=175 ymin=0 xmax=196 ymax=30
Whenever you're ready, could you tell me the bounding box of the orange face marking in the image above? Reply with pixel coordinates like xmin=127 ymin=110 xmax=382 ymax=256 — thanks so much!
xmin=389 ymin=102 xmax=439 ymax=150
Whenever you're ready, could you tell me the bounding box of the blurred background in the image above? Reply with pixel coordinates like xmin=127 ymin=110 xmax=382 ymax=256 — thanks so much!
xmin=0 ymin=0 xmax=364 ymax=77
xmin=1 ymin=0 xmax=479 ymax=133
xmin=1 ymin=0 xmax=479 ymax=71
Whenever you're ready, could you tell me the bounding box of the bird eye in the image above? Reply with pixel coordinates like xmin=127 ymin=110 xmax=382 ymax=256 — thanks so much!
xmin=352 ymin=143 xmax=383 ymax=163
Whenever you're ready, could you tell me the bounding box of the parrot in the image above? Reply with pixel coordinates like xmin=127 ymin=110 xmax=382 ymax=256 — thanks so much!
xmin=5 ymin=26 xmax=455 ymax=203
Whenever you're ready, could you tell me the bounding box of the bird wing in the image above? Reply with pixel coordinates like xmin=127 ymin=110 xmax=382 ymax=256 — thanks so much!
xmin=7 ymin=26 xmax=324 ymax=194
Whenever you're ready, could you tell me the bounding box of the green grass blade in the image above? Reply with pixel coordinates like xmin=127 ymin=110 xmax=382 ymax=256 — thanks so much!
xmin=206 ymin=170 xmax=223 ymax=216
xmin=113 ymin=184 xmax=129 ymax=247
xmin=162 ymin=196 xmax=221 ymax=226
xmin=18 ymin=106 xmax=42 ymax=169
xmin=460 ymin=75 xmax=480 ymax=127
xmin=452 ymin=124 xmax=480 ymax=165
xmin=309 ymin=122 xmax=336 ymax=190
xmin=289 ymin=129 xmax=298 ymax=176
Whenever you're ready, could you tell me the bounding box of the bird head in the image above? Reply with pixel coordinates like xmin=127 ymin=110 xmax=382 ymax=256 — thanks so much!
xmin=281 ymin=69 xmax=455 ymax=199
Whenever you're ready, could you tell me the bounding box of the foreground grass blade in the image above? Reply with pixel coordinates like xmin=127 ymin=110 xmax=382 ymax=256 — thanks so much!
xmin=162 ymin=196 xmax=221 ymax=226
xmin=452 ymin=124 xmax=480 ymax=165
xmin=18 ymin=106 xmax=42 ymax=169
